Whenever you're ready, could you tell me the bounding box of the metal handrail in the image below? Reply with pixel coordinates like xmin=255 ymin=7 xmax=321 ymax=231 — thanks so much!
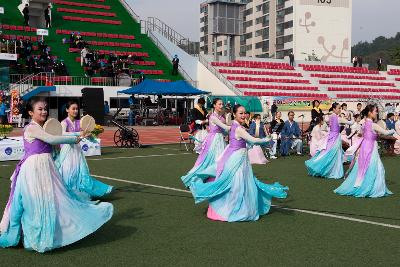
xmin=198 ymin=54 xmax=242 ymax=95
xmin=118 ymin=1 xmax=199 ymax=55
xmin=147 ymin=31 xmax=198 ymax=88
xmin=145 ymin=17 xmax=199 ymax=56
xmin=8 ymin=73 xmax=182 ymax=95
xmin=119 ymin=0 xmax=141 ymax=22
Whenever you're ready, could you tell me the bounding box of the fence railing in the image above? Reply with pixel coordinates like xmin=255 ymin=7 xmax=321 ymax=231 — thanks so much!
xmin=148 ymin=31 xmax=198 ymax=88
xmin=119 ymin=0 xmax=141 ymax=23
xmin=9 ymin=73 xmax=143 ymax=90
xmin=198 ymin=54 xmax=242 ymax=95
xmin=144 ymin=17 xmax=199 ymax=56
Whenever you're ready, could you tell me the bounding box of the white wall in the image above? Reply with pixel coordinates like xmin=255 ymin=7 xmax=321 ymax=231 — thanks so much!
xmin=151 ymin=31 xmax=198 ymax=81
xmin=43 ymin=85 xmax=126 ymax=103
xmin=150 ymin=31 xmax=236 ymax=96
xmin=196 ymin=63 xmax=236 ymax=96
xmin=294 ymin=0 xmax=352 ymax=63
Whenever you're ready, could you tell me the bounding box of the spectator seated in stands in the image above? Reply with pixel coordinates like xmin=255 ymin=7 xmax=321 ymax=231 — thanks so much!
xmin=280 ymin=111 xmax=303 ymax=156
xmin=79 ymin=45 xmax=146 ymax=82
xmin=68 ymin=32 xmax=87 ymax=49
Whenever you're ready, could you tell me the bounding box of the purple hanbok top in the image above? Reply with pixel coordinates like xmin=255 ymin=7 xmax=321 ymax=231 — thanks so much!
xmin=216 ymin=121 xmax=246 ymax=176
xmin=353 ymin=119 xmax=377 ymax=186
xmin=1 ymin=125 xmax=53 ymax=230
xmin=194 ymin=113 xmax=226 ymax=166
xmin=63 ymin=118 xmax=80 ymax=133
xmin=325 ymin=114 xmax=340 ymax=150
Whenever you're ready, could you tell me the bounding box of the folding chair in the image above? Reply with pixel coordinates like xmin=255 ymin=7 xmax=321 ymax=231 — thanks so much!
xmin=179 ymin=124 xmax=194 ymax=152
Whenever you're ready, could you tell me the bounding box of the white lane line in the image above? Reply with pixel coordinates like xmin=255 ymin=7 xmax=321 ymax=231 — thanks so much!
xmin=93 ymin=174 xmax=190 ymax=193
xmin=155 ymin=147 xmax=181 ymax=151
xmin=87 ymin=153 xmax=191 ymax=161
xmin=1 ymin=165 xmax=10 ymax=167
xmin=93 ymin=174 xmax=400 ymax=230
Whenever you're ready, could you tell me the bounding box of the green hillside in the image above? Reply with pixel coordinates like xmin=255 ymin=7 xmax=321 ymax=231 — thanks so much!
xmin=352 ymin=33 xmax=400 ymax=70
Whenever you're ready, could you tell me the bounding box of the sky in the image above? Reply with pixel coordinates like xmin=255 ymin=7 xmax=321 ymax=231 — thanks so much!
xmin=128 ymin=0 xmax=400 ymax=45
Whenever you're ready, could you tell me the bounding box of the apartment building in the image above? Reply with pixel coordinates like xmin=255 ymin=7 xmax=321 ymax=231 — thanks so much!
xmin=200 ymin=0 xmax=352 ymax=63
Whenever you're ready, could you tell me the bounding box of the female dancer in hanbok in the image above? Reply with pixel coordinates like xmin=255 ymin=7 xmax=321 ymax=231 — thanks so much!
xmin=305 ymin=103 xmax=353 ymax=179
xmin=248 ymin=114 xmax=268 ymax=164
xmin=181 ymin=98 xmax=230 ymax=187
xmin=56 ymin=100 xmax=113 ymax=199
xmin=190 ymin=105 xmax=288 ymax=222
xmin=0 ymin=97 xmax=113 ymax=253
xmin=334 ymin=104 xmax=395 ymax=198
xmin=394 ymin=120 xmax=400 ymax=154
xmin=309 ymin=117 xmax=328 ymax=157
xmin=347 ymin=114 xmax=362 ymax=146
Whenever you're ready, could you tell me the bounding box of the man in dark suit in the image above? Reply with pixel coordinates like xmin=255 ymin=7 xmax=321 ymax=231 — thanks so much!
xmin=44 ymin=6 xmax=51 ymax=28
xmin=249 ymin=114 xmax=266 ymax=138
xmin=172 ymin=55 xmax=179 ymax=75
xmin=386 ymin=113 xmax=395 ymax=130
xmin=289 ymin=52 xmax=295 ymax=67
xmin=191 ymin=97 xmax=207 ymax=153
xmin=23 ymin=4 xmax=29 ymax=26
xmin=377 ymin=58 xmax=383 ymax=71
xmin=280 ymin=111 xmax=302 ymax=156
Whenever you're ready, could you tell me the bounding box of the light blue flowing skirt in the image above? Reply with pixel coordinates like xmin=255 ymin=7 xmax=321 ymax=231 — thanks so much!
xmin=0 ymin=153 xmax=113 ymax=253
xmin=305 ymin=137 xmax=344 ymax=179
xmin=56 ymin=143 xmax=113 ymax=200
xmin=334 ymin=142 xmax=393 ymax=198
xmin=181 ymin=133 xmax=226 ymax=188
xmin=190 ymin=148 xmax=288 ymax=222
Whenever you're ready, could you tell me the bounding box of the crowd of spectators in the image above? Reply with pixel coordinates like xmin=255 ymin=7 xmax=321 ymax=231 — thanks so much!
xmin=65 ymin=32 xmax=146 ymax=80
xmin=0 ymin=34 xmax=68 ymax=75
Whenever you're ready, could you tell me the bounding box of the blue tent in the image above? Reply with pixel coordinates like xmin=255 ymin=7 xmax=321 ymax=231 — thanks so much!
xmin=119 ymin=80 xmax=209 ymax=96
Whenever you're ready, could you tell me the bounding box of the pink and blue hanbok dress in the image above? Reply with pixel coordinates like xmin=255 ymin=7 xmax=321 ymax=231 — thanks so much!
xmin=334 ymin=119 xmax=394 ymax=198
xmin=181 ymin=113 xmax=229 ymax=187
xmin=305 ymin=114 xmax=351 ymax=179
xmin=55 ymin=118 xmax=113 ymax=199
xmin=190 ymin=121 xmax=288 ymax=222
xmin=0 ymin=122 xmax=113 ymax=252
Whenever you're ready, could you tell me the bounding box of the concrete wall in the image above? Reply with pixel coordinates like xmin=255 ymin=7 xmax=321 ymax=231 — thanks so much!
xmin=293 ymin=0 xmax=352 ymax=63
xmin=150 ymin=31 xmax=236 ymax=96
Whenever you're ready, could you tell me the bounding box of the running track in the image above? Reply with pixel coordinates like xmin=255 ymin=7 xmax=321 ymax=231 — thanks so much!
xmin=10 ymin=126 xmax=181 ymax=146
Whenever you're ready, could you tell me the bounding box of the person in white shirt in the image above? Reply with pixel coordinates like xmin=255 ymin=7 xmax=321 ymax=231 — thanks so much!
xmin=354 ymin=103 xmax=363 ymax=116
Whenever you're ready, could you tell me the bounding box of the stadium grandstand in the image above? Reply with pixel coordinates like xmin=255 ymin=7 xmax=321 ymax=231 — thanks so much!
xmin=0 ymin=0 xmax=400 ymax=123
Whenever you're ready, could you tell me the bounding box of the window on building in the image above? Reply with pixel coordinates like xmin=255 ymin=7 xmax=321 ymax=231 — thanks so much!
xmin=276 ymin=24 xmax=284 ymax=36
xmin=243 ymin=8 xmax=253 ymax=17
xmin=276 ymin=10 xmax=285 ymax=24
xmin=244 ymin=20 xmax=253 ymax=29
xmin=276 ymin=0 xmax=288 ymax=10
xmin=255 ymin=41 xmax=269 ymax=51
xmin=285 ymin=6 xmax=293 ymax=15
xmin=256 ymin=53 xmax=270 ymax=58
xmin=256 ymin=15 xmax=269 ymax=27
xmin=262 ymin=2 xmax=270 ymax=14
xmin=283 ymin=34 xmax=293 ymax=43
xmin=276 ymin=50 xmax=284 ymax=58
xmin=284 ymin=20 xmax=293 ymax=29
xmin=243 ymin=32 xmax=253 ymax=40
xmin=255 ymin=28 xmax=269 ymax=40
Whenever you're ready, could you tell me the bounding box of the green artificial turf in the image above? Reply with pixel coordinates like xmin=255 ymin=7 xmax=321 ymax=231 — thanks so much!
xmin=0 ymin=144 xmax=399 ymax=266
xmin=0 ymin=0 xmax=182 ymax=80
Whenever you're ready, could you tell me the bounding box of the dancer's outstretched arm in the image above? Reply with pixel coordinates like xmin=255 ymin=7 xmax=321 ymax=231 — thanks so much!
xmin=26 ymin=124 xmax=78 ymax=145
xmin=210 ymin=116 xmax=230 ymax=131
xmin=372 ymin=123 xmax=395 ymax=136
xmin=236 ymin=127 xmax=271 ymax=145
